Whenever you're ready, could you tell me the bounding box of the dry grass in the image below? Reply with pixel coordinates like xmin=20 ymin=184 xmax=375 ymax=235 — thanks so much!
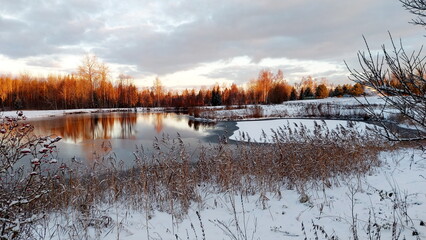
xmin=3 ymin=116 xmax=411 ymax=239
xmin=302 ymin=102 xmax=373 ymax=120
xmin=247 ymin=105 xmax=264 ymax=118
xmin=193 ymin=102 xmax=381 ymax=121
xmin=188 ymin=107 xmax=202 ymax=118
xmin=41 ymin=122 xmax=394 ymax=221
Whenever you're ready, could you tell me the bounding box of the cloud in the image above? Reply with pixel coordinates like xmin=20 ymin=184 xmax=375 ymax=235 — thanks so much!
xmin=134 ymin=55 xmax=348 ymax=90
xmin=25 ymin=56 xmax=62 ymax=68
xmin=0 ymin=0 xmax=424 ymax=86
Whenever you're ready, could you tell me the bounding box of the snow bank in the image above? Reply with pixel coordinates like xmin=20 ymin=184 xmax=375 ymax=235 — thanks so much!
xmin=200 ymin=96 xmax=391 ymax=121
xmin=0 ymin=107 xmax=164 ymax=119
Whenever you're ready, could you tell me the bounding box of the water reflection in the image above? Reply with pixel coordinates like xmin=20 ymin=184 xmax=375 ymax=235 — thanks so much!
xmin=154 ymin=113 xmax=164 ymax=133
xmin=188 ymin=119 xmax=216 ymax=131
xmin=29 ymin=112 xmax=216 ymax=163
xmin=35 ymin=113 xmax=138 ymax=143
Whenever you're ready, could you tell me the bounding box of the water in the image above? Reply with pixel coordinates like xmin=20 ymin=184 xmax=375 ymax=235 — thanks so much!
xmin=29 ymin=112 xmax=219 ymax=164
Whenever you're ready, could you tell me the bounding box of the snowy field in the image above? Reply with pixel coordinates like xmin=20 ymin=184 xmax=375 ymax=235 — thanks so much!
xmin=40 ymin=148 xmax=426 ymax=239
xmin=198 ymin=96 xmax=396 ymax=121
xmin=229 ymin=119 xmax=378 ymax=142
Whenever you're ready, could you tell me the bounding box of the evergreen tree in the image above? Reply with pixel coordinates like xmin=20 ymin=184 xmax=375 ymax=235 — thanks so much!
xmin=290 ymin=87 xmax=298 ymax=101
xmin=301 ymin=87 xmax=314 ymax=99
xmin=211 ymin=86 xmax=222 ymax=106
xmin=332 ymin=85 xmax=344 ymax=97
xmin=298 ymin=87 xmax=305 ymax=100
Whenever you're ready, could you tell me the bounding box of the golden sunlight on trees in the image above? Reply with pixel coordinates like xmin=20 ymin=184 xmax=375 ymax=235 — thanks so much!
xmin=351 ymin=83 xmax=364 ymax=96
xmin=247 ymin=69 xmax=292 ymax=104
xmin=257 ymin=69 xmax=274 ymax=103
xmin=0 ymin=66 xmax=364 ymax=111
xmin=315 ymin=84 xmax=329 ymax=99
xmin=268 ymin=80 xmax=292 ymax=104
xmin=152 ymin=77 xmax=164 ymax=107
xmin=118 ymin=74 xmax=138 ymax=107
xmin=78 ymin=54 xmax=99 ymax=107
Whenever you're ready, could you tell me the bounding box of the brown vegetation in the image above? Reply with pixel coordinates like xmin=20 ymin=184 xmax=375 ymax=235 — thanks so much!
xmin=0 ymin=64 xmax=364 ymax=111
xmin=38 ymin=121 xmax=390 ymax=219
xmin=1 ymin=110 xmax=415 ymax=239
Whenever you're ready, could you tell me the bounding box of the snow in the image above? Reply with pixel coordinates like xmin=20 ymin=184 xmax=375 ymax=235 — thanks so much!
xmin=0 ymin=96 xmax=385 ymax=120
xmin=287 ymin=96 xmax=386 ymax=105
xmin=20 ymin=148 xmax=31 ymax=154
xmin=41 ymin=148 xmax=426 ymax=239
xmin=199 ymin=96 xmax=391 ymax=121
xmin=1 ymin=96 xmax=421 ymax=239
xmin=0 ymin=107 xmax=166 ymax=119
xmin=38 ymin=147 xmax=49 ymax=153
xmin=0 ymin=96 xmax=396 ymax=125
xmin=229 ymin=119 xmax=378 ymax=142
xmin=31 ymin=158 xmax=40 ymax=164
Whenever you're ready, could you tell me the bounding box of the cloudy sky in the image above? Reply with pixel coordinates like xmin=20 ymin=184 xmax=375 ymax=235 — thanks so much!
xmin=0 ymin=0 xmax=424 ymax=88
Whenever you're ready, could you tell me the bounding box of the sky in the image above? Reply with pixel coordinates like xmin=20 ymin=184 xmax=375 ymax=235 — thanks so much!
xmin=0 ymin=0 xmax=424 ymax=89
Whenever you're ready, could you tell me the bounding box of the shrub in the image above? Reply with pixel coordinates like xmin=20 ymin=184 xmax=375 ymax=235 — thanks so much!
xmin=248 ymin=105 xmax=264 ymax=118
xmin=0 ymin=112 xmax=62 ymax=239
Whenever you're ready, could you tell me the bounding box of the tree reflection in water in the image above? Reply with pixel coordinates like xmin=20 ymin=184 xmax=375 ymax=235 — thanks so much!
xmin=154 ymin=113 xmax=164 ymax=133
xmin=187 ymin=119 xmax=216 ymax=131
xmin=35 ymin=113 xmax=138 ymax=143
xmin=30 ymin=112 xmax=216 ymax=162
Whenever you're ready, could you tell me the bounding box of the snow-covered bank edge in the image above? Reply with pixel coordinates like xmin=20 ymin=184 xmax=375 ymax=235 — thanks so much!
xmin=1 ymin=96 xmax=411 ymax=143
xmin=0 ymin=96 xmax=386 ymax=121
xmin=196 ymin=96 xmax=396 ymax=122
xmin=0 ymin=107 xmax=172 ymax=119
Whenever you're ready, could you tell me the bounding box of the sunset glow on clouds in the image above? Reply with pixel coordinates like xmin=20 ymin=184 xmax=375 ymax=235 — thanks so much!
xmin=0 ymin=0 xmax=423 ymax=88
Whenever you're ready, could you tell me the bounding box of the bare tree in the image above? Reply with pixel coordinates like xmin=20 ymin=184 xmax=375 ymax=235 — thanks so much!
xmin=97 ymin=62 xmax=111 ymax=107
xmin=118 ymin=74 xmax=134 ymax=107
xmin=346 ymin=1 xmax=426 ymax=142
xmin=152 ymin=77 xmax=164 ymax=107
xmin=78 ymin=54 xmax=100 ymax=107
xmin=401 ymin=0 xmax=426 ymax=26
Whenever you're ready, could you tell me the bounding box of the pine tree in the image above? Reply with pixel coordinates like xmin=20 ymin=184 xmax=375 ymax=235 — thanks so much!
xmin=290 ymin=87 xmax=298 ymax=101
xmin=211 ymin=86 xmax=222 ymax=106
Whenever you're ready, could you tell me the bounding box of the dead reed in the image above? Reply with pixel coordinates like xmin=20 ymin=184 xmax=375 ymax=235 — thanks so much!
xmin=2 ymin=115 xmax=402 ymax=239
xmin=43 ymin=121 xmax=392 ymax=221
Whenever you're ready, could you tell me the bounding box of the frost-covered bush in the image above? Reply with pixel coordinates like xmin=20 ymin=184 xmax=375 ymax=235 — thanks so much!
xmin=0 ymin=112 xmax=62 ymax=239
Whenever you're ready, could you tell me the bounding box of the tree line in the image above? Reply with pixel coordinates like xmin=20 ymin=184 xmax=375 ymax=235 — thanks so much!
xmin=0 ymin=56 xmax=365 ymax=110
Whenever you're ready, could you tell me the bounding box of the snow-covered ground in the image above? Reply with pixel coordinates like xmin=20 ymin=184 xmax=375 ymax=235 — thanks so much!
xmin=199 ymin=96 xmax=395 ymax=121
xmin=5 ymin=96 xmax=424 ymax=239
xmin=229 ymin=119 xmax=378 ymax=142
xmin=41 ymin=148 xmax=426 ymax=239
xmin=287 ymin=95 xmax=386 ymax=105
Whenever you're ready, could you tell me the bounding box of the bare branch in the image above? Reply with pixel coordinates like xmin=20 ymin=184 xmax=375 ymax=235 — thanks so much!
xmin=347 ymin=34 xmax=426 ymax=142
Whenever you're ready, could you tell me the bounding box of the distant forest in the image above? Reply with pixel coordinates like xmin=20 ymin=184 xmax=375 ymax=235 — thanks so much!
xmin=0 ymin=55 xmax=365 ymax=110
